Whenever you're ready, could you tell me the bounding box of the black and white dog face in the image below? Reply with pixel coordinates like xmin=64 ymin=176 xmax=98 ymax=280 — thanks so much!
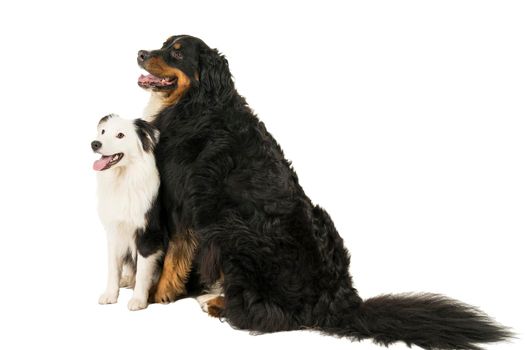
xmin=91 ymin=114 xmax=159 ymax=171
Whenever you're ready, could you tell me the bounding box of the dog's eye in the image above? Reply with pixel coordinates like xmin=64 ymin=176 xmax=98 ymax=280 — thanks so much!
xmin=116 ymin=133 xmax=125 ymax=139
xmin=171 ymin=50 xmax=183 ymax=60
xmin=101 ymin=129 xmax=105 ymax=135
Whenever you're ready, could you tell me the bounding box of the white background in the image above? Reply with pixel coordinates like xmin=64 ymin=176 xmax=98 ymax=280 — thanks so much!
xmin=0 ymin=1 xmax=523 ymax=349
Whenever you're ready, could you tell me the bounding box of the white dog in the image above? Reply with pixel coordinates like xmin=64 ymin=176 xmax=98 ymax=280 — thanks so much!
xmin=92 ymin=114 xmax=165 ymax=311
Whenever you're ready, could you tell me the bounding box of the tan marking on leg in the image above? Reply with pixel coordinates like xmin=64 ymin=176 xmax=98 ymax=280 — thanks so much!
xmin=206 ymin=296 xmax=225 ymax=318
xmin=150 ymin=230 xmax=197 ymax=303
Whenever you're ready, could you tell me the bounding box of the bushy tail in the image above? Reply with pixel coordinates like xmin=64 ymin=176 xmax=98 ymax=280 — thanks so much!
xmin=321 ymin=293 xmax=513 ymax=350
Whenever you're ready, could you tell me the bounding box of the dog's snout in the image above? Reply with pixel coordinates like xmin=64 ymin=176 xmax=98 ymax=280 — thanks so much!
xmin=91 ymin=141 xmax=102 ymax=151
xmin=137 ymin=50 xmax=150 ymax=64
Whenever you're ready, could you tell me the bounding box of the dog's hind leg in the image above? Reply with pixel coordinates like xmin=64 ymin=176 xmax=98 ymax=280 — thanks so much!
xmin=195 ymin=280 xmax=224 ymax=317
xmin=196 ymin=219 xmax=300 ymax=331
xmin=203 ymin=295 xmax=225 ymax=318
xmin=221 ymin=261 xmax=299 ymax=332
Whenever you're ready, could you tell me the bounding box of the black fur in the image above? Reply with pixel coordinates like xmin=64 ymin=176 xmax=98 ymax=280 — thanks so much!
xmin=98 ymin=113 xmax=114 ymax=125
xmin=323 ymin=293 xmax=512 ymax=350
xmin=134 ymin=195 xmax=167 ymax=289
xmin=141 ymin=36 xmax=512 ymax=349
xmin=134 ymin=118 xmax=159 ymax=153
xmin=134 ymin=195 xmax=168 ymax=258
xmin=133 ymin=121 xmax=165 ymax=267
xmin=132 ymin=121 xmax=165 ymax=277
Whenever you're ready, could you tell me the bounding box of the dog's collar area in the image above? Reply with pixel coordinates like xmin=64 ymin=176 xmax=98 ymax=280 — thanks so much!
xmin=93 ymin=153 xmax=124 ymax=171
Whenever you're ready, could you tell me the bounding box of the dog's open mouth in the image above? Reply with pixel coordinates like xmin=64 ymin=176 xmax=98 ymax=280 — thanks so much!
xmin=93 ymin=153 xmax=124 ymax=171
xmin=138 ymin=72 xmax=177 ymax=89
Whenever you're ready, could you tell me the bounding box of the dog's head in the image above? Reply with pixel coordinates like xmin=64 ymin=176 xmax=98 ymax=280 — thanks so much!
xmin=91 ymin=114 xmax=159 ymax=171
xmin=137 ymin=35 xmax=235 ymax=106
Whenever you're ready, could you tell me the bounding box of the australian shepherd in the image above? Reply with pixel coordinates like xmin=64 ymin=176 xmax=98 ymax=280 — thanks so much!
xmin=92 ymin=114 xmax=165 ymax=311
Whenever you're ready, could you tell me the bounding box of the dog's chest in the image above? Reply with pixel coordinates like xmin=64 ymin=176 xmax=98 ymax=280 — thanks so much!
xmin=97 ymin=171 xmax=159 ymax=229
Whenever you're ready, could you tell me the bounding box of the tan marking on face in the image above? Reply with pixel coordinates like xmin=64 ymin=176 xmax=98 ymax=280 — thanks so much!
xmin=150 ymin=229 xmax=197 ymax=303
xmin=143 ymin=56 xmax=191 ymax=106
xmin=174 ymin=42 xmax=181 ymax=49
xmin=163 ymin=70 xmax=191 ymax=106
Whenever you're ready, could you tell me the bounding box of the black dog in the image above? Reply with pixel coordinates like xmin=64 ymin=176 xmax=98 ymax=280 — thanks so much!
xmin=137 ymin=35 xmax=511 ymax=349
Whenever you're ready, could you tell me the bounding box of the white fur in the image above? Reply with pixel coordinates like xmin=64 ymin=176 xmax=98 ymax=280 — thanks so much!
xmin=195 ymin=281 xmax=224 ymax=313
xmin=95 ymin=115 xmax=160 ymax=310
xmin=128 ymin=250 xmax=162 ymax=311
xmin=143 ymin=92 xmax=164 ymax=122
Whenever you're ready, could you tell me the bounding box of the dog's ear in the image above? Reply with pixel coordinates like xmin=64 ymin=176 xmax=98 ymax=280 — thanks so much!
xmin=98 ymin=113 xmax=117 ymax=126
xmin=198 ymin=46 xmax=235 ymax=103
xmin=134 ymin=119 xmax=159 ymax=153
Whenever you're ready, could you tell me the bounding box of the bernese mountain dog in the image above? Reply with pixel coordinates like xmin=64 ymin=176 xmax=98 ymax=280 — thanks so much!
xmin=136 ymin=35 xmax=511 ymax=349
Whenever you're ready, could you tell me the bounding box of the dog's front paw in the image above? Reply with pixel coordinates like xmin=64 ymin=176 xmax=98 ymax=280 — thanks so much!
xmin=153 ymin=279 xmax=173 ymax=304
xmin=98 ymin=292 xmax=118 ymax=305
xmin=128 ymin=297 xmax=148 ymax=311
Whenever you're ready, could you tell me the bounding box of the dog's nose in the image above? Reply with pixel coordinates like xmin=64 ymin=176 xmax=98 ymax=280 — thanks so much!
xmin=91 ymin=141 xmax=102 ymax=151
xmin=137 ymin=50 xmax=150 ymax=64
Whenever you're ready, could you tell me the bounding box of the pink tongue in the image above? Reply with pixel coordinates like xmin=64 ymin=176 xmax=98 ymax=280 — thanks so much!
xmin=93 ymin=156 xmax=112 ymax=171
xmin=140 ymin=74 xmax=160 ymax=82
xmin=138 ymin=74 xmax=174 ymax=86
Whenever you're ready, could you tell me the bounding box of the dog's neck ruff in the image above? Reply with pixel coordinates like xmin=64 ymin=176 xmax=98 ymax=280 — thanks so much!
xmin=143 ymin=92 xmax=166 ymax=122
